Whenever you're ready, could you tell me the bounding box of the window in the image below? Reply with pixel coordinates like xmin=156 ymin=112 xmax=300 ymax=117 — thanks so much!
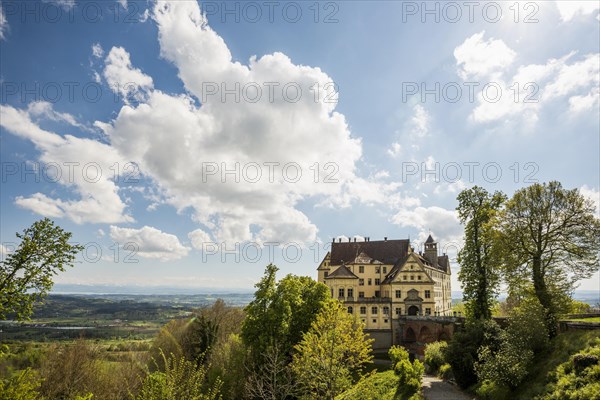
xmin=418 ymin=275 xmax=421 ymax=280
xmin=375 ymin=278 xmax=381 ymax=285
xmin=348 ymin=306 xmax=353 ymax=314
xmin=383 ymin=266 xmax=387 ymax=273
xmin=371 ymin=307 xmax=378 ymax=315
xmin=359 ymin=278 xmax=364 ymax=286
xmin=410 ymin=275 xmax=415 ymax=280
xmin=375 ymin=290 xmax=380 ymax=298
xmin=383 ymin=306 xmax=390 ymax=315
xmin=403 ymin=275 xmax=407 ymax=280
xmin=368 ymin=278 xmax=372 ymax=286
xmin=330 ymin=289 xmax=333 ymax=297
xmin=384 ymin=319 xmax=388 ymax=323
xmin=359 ymin=291 xmax=365 ymax=298
xmin=425 ymin=290 xmax=431 ymax=299
xmin=372 ymin=319 xmax=377 ymax=323
xmin=360 ymin=306 xmax=366 ymax=314
xmin=338 ymin=288 xmax=345 ymax=298
xmin=347 ymin=288 xmax=354 ymax=298
xmin=324 ymin=271 xmax=328 ymax=278
xmin=375 ymin=266 xmax=380 ymax=273
xmin=359 ymin=265 xmax=364 ymax=273
xmin=425 ymin=308 xmax=431 ymax=315
xmin=395 ymin=308 xmax=401 ymax=315
xmin=395 ymin=290 xmax=402 ymax=298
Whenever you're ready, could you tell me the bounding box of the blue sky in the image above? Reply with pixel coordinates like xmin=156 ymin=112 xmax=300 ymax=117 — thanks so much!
xmin=0 ymin=0 xmax=599 ymax=292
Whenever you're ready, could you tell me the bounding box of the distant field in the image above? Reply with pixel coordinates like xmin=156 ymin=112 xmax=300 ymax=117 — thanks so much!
xmin=565 ymin=317 xmax=600 ymax=323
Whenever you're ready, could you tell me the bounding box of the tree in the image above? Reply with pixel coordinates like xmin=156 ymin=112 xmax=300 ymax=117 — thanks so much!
xmin=456 ymin=186 xmax=506 ymax=320
xmin=241 ymin=264 xmax=329 ymax=361
xmin=0 ymin=218 xmax=83 ymax=320
xmin=494 ymin=182 xmax=600 ymax=336
xmin=291 ymin=300 xmax=373 ymax=399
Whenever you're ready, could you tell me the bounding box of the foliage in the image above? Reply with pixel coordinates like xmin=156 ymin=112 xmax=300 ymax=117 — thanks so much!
xmin=389 ymin=346 xmax=424 ymax=400
xmin=537 ymin=337 xmax=600 ymax=400
xmin=476 ymin=380 xmax=511 ymax=400
xmin=456 ymin=186 xmax=506 ymax=320
xmin=494 ymin=182 xmax=600 ymax=337
xmin=0 ymin=218 xmax=83 ymax=320
xmin=241 ymin=264 xmax=330 ymax=362
xmin=444 ymin=319 xmax=503 ymax=389
xmin=423 ymin=341 xmax=448 ymax=375
xmin=438 ymin=363 xmax=452 ymax=380
xmin=245 ymin=343 xmax=298 ymax=400
xmin=206 ymin=334 xmax=247 ymax=400
xmin=0 ymin=368 xmax=43 ymax=400
xmin=136 ymin=353 xmax=222 ymax=400
xmin=568 ymin=300 xmax=592 ymax=314
xmin=291 ymin=299 xmax=373 ymax=399
xmin=335 ymin=370 xmax=399 ymax=400
xmin=475 ymin=295 xmax=549 ymax=390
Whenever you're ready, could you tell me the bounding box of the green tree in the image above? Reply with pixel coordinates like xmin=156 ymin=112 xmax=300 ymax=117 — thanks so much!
xmin=456 ymin=186 xmax=506 ymax=320
xmin=389 ymin=346 xmax=424 ymax=400
xmin=495 ymin=182 xmax=600 ymax=336
xmin=0 ymin=218 xmax=83 ymax=320
xmin=291 ymin=300 xmax=373 ymax=399
xmin=241 ymin=264 xmax=329 ymax=360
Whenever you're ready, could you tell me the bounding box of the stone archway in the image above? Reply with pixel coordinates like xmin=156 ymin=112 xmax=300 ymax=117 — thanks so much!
xmin=438 ymin=331 xmax=450 ymax=342
xmin=408 ymin=305 xmax=419 ymax=315
xmin=419 ymin=326 xmax=433 ymax=342
xmin=405 ymin=327 xmax=416 ymax=342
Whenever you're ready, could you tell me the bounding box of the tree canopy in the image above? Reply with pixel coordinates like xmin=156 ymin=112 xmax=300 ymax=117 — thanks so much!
xmin=456 ymin=186 xmax=506 ymax=319
xmin=0 ymin=218 xmax=83 ymax=320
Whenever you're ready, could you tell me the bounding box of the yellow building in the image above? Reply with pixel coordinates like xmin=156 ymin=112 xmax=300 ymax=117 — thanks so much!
xmin=317 ymin=235 xmax=452 ymax=330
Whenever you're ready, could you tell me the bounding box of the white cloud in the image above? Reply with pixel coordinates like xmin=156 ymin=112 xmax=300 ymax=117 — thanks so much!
xmin=454 ymin=31 xmax=516 ymax=80
xmin=555 ymin=1 xmax=600 ymax=21
xmin=390 ymin=206 xmax=462 ymax=252
xmin=454 ymin=33 xmax=599 ymax=124
xmin=44 ymin=0 xmax=76 ymax=10
xmin=92 ymin=43 xmax=104 ymax=58
xmin=110 ymin=225 xmax=190 ymax=261
xmin=103 ymin=46 xmax=154 ymax=101
xmin=188 ymin=228 xmax=214 ymax=249
xmin=387 ymin=142 xmax=402 ymax=158
xmin=0 ymin=2 xmax=8 ymax=41
xmin=580 ymin=185 xmax=600 ymax=216
xmin=411 ymin=104 xmax=430 ymax=138
xmin=0 ymin=104 xmax=133 ymax=224
xmin=27 ymin=101 xmax=92 ymax=132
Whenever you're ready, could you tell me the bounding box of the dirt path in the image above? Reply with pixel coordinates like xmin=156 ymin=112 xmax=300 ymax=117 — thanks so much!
xmin=422 ymin=375 xmax=475 ymax=400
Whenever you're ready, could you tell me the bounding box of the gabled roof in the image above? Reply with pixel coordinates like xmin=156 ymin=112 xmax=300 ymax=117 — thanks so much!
xmin=329 ymin=239 xmax=410 ymax=266
xmin=437 ymin=255 xmax=450 ymax=273
xmin=325 ymin=264 xmax=358 ymax=279
xmin=425 ymin=234 xmax=435 ymax=244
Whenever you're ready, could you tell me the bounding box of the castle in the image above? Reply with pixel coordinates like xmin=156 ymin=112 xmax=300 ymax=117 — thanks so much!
xmin=317 ymin=235 xmax=452 ymax=347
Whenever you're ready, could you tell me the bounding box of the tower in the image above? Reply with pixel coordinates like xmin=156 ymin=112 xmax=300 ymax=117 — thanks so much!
xmin=424 ymin=234 xmax=437 ymax=265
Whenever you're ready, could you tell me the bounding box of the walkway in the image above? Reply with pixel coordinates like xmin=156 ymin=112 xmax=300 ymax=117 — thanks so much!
xmin=422 ymin=375 xmax=474 ymax=400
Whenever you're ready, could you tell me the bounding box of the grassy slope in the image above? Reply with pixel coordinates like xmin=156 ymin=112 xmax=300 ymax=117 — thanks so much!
xmin=513 ymin=330 xmax=600 ymax=400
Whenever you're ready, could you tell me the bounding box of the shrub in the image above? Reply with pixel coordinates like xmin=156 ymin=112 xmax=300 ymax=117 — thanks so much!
xmin=136 ymin=353 xmax=222 ymax=400
xmin=0 ymin=368 xmax=42 ymax=400
xmin=423 ymin=341 xmax=447 ymax=374
xmin=476 ymin=380 xmax=511 ymax=400
xmin=444 ymin=319 xmax=502 ymax=389
xmin=389 ymin=346 xmax=424 ymax=400
xmin=438 ymin=363 xmax=452 ymax=380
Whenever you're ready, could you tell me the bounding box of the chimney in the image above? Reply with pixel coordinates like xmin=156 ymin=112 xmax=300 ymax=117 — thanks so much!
xmin=384 ymin=237 xmax=387 ymax=241
xmin=353 ymin=238 xmax=356 ymax=242
xmin=332 ymin=237 xmax=335 ymax=243
xmin=348 ymin=237 xmax=351 ymax=242
xmin=338 ymin=238 xmax=342 ymax=243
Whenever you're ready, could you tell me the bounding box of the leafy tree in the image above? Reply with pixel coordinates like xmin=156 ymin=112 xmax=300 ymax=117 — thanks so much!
xmin=0 ymin=218 xmax=83 ymax=320
xmin=291 ymin=300 xmax=373 ymax=399
xmin=389 ymin=346 xmax=424 ymax=400
xmin=456 ymin=186 xmax=506 ymax=320
xmin=444 ymin=319 xmax=503 ymax=389
xmin=0 ymin=368 xmax=42 ymax=400
xmin=494 ymin=182 xmax=600 ymax=336
xmin=245 ymin=343 xmax=298 ymax=400
xmin=241 ymin=264 xmax=329 ymax=361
